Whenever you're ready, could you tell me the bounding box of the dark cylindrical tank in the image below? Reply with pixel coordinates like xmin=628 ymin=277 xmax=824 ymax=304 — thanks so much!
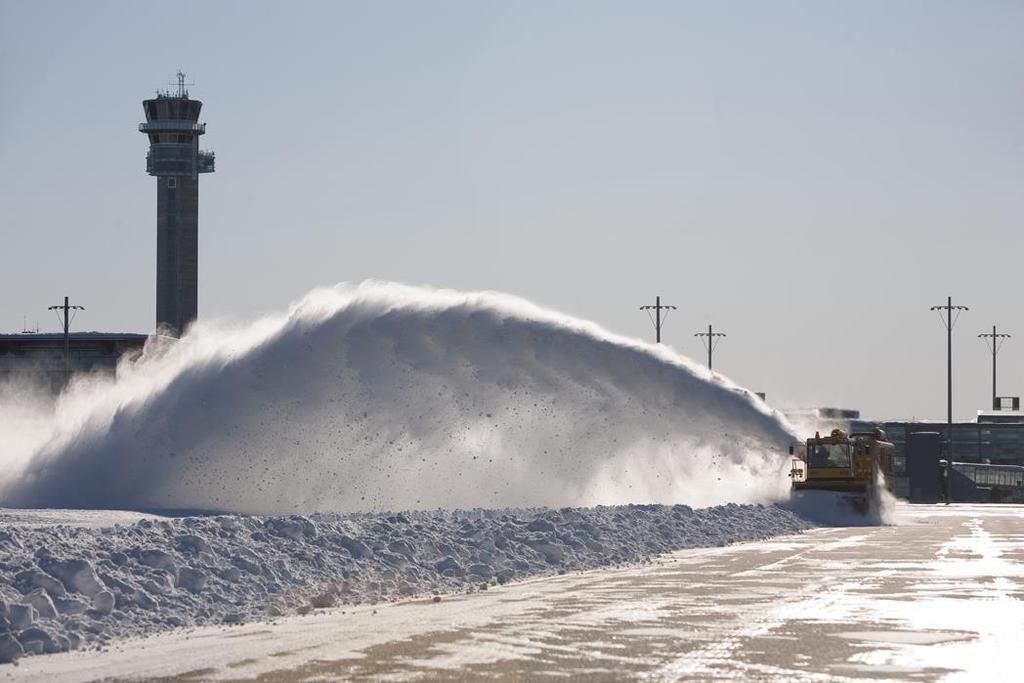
xmin=907 ymin=431 xmax=942 ymax=503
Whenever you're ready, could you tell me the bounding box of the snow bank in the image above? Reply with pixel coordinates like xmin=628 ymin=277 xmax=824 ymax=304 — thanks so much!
xmin=1 ymin=282 xmax=796 ymax=514
xmin=0 ymin=503 xmax=811 ymax=663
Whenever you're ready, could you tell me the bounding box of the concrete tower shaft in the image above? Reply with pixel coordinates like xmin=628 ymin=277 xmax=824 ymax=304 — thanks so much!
xmin=139 ymin=72 xmax=214 ymax=337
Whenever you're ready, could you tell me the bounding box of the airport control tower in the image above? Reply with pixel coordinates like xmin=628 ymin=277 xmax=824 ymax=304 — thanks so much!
xmin=140 ymin=72 xmax=215 ymax=337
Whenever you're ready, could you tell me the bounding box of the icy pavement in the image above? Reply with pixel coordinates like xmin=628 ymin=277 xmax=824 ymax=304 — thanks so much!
xmin=7 ymin=503 xmax=1021 ymax=681
xmin=0 ymin=503 xmax=808 ymax=667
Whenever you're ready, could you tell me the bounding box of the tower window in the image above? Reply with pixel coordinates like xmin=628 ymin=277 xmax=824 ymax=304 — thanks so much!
xmin=167 ymin=177 xmax=177 ymax=188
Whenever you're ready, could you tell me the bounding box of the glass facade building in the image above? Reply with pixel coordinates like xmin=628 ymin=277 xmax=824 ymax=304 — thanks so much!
xmin=869 ymin=420 xmax=1024 ymax=467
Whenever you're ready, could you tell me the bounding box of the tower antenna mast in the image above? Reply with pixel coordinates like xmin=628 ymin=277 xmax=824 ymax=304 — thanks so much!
xmin=170 ymin=70 xmax=194 ymax=98
xmin=639 ymin=296 xmax=676 ymax=344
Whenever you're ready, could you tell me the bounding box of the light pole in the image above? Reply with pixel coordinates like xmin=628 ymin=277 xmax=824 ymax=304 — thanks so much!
xmin=639 ymin=296 xmax=676 ymax=344
xmin=930 ymin=296 xmax=968 ymax=456
xmin=978 ymin=325 xmax=1011 ymax=410
xmin=695 ymin=324 xmax=727 ymax=370
xmin=48 ymin=296 xmax=85 ymax=383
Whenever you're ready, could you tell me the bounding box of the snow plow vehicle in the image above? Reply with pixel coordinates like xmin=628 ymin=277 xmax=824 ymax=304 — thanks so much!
xmin=789 ymin=429 xmax=896 ymax=514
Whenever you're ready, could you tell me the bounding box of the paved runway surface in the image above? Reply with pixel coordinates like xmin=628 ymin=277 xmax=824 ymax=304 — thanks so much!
xmin=11 ymin=504 xmax=1024 ymax=682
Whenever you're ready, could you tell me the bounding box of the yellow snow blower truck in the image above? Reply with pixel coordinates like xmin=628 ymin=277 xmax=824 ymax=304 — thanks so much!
xmin=789 ymin=429 xmax=896 ymax=513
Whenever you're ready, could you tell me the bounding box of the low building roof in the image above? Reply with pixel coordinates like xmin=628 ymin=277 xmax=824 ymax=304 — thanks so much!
xmin=0 ymin=332 xmax=148 ymax=342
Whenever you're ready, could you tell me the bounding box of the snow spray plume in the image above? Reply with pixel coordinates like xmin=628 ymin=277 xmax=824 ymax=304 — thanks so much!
xmin=0 ymin=282 xmax=799 ymax=514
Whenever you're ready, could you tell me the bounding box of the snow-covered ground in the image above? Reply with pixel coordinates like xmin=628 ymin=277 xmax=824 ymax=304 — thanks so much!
xmin=0 ymin=502 xmax=810 ymax=664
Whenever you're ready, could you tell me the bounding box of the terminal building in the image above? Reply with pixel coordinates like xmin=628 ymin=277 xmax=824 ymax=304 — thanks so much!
xmin=0 ymin=333 xmax=147 ymax=392
xmin=860 ymin=404 xmax=1024 ymax=502
xmin=874 ymin=415 xmax=1024 ymax=468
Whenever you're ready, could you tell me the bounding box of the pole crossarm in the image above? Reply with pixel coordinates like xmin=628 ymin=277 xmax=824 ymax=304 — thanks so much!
xmin=694 ymin=331 xmax=727 ymax=347
xmin=47 ymin=304 xmax=85 ymax=313
xmin=978 ymin=329 xmax=1011 ymax=352
xmin=930 ymin=301 xmax=969 ymax=330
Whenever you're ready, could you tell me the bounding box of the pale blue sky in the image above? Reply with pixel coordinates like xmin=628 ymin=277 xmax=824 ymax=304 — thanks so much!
xmin=1 ymin=1 xmax=1022 ymax=419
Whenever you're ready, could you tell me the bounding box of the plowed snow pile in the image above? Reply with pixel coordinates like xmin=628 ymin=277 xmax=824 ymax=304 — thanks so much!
xmin=0 ymin=504 xmax=811 ymax=661
xmin=0 ymin=282 xmax=797 ymax=513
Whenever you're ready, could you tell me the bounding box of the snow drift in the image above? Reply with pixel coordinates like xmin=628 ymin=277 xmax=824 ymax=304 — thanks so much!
xmin=0 ymin=282 xmax=797 ymax=514
xmin=0 ymin=504 xmax=812 ymax=661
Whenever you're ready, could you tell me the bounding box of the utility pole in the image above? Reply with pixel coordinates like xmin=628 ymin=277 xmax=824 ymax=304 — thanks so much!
xmin=979 ymin=325 xmax=1011 ymax=410
xmin=48 ymin=296 xmax=85 ymax=381
xmin=695 ymin=324 xmax=727 ymax=370
xmin=930 ymin=296 xmax=968 ymax=457
xmin=639 ymin=296 xmax=676 ymax=343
